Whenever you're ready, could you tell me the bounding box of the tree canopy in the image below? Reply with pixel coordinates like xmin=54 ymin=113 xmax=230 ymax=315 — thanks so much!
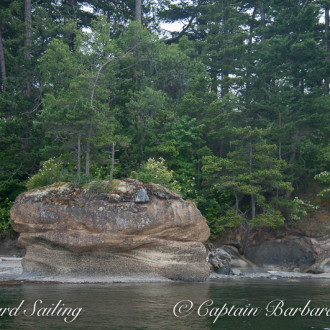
xmin=0 ymin=0 xmax=329 ymax=241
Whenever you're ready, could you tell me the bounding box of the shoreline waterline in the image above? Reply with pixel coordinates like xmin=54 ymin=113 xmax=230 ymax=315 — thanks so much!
xmin=1 ymin=259 xmax=330 ymax=284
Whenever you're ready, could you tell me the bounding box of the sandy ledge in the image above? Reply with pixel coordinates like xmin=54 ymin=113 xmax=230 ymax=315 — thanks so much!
xmin=0 ymin=259 xmax=23 ymax=282
xmin=1 ymin=258 xmax=330 ymax=283
xmin=0 ymin=258 xmax=173 ymax=283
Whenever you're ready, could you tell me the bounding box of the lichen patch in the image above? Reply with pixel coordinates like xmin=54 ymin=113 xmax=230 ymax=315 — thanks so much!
xmin=26 ymin=182 xmax=72 ymax=198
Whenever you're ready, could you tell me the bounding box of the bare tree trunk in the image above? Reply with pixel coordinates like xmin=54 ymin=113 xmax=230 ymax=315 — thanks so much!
xmin=48 ymin=0 xmax=52 ymax=17
xmin=24 ymin=0 xmax=32 ymax=97
xmin=241 ymin=222 xmax=250 ymax=255
xmin=234 ymin=191 xmax=239 ymax=214
xmin=260 ymin=1 xmax=265 ymax=38
xmin=0 ymin=31 xmax=6 ymax=90
xmin=325 ymin=5 xmax=329 ymax=94
xmin=219 ymin=139 xmax=223 ymax=157
xmin=135 ymin=0 xmax=142 ymax=22
xmin=210 ymin=70 xmax=218 ymax=94
xmin=249 ymin=141 xmax=253 ymax=173
xmin=260 ymin=2 xmax=271 ymax=89
xmin=64 ymin=0 xmax=78 ymax=51
xmin=251 ymin=194 xmax=256 ymax=220
xmin=109 ymin=142 xmax=115 ymax=183
xmin=85 ymin=124 xmax=92 ymax=175
xmin=67 ymin=0 xmax=78 ymax=6
xmin=241 ymin=141 xmax=255 ymax=255
xmin=278 ymin=111 xmax=282 ymax=160
xmin=246 ymin=7 xmax=257 ymax=104
xmin=221 ymin=71 xmax=229 ymax=97
xmin=249 ymin=141 xmax=255 ymax=218
xmin=77 ymin=131 xmax=81 ymax=181
xmin=289 ymin=130 xmax=299 ymax=164
xmin=241 ymin=194 xmax=255 ymax=255
xmin=286 ymin=128 xmax=299 ymax=198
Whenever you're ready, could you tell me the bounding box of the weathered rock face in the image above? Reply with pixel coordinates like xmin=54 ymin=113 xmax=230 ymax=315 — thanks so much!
xmin=213 ymin=188 xmax=330 ymax=273
xmin=245 ymin=236 xmax=330 ymax=273
xmin=10 ymin=179 xmax=210 ymax=282
xmin=216 ymin=226 xmax=330 ymax=273
xmin=245 ymin=237 xmax=316 ymax=270
xmin=207 ymin=243 xmax=257 ymax=276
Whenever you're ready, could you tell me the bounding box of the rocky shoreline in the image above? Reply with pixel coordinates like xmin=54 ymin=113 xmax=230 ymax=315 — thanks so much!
xmin=3 ymin=179 xmax=329 ymax=284
xmin=1 ymin=258 xmax=330 ymax=284
xmin=0 ymin=258 xmax=23 ymax=282
xmin=209 ymin=270 xmax=330 ymax=280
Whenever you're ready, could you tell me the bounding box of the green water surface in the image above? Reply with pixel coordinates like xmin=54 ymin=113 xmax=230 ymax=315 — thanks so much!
xmin=0 ymin=278 xmax=329 ymax=329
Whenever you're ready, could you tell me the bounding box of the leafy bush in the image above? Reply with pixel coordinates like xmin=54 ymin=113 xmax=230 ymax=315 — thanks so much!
xmin=196 ymin=189 xmax=241 ymax=238
xmin=135 ymin=158 xmax=181 ymax=193
xmin=0 ymin=198 xmax=15 ymax=238
xmin=26 ymin=157 xmax=106 ymax=190
xmin=314 ymin=171 xmax=330 ymax=200
xmin=207 ymin=209 xmax=243 ymax=239
xmin=253 ymin=204 xmax=285 ymax=227
xmin=289 ymin=197 xmax=319 ymax=220
xmin=26 ymin=158 xmax=65 ymax=190
xmin=71 ymin=173 xmax=96 ymax=188
xmin=274 ymin=197 xmax=318 ymax=221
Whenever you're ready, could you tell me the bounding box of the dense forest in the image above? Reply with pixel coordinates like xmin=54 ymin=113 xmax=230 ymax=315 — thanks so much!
xmin=0 ymin=0 xmax=329 ymax=241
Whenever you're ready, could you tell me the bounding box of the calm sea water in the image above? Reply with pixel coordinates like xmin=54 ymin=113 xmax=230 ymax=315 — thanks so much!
xmin=0 ymin=279 xmax=329 ymax=329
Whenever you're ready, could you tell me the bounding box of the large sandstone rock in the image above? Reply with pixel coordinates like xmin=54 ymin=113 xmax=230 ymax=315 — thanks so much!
xmin=10 ymin=179 xmax=210 ymax=282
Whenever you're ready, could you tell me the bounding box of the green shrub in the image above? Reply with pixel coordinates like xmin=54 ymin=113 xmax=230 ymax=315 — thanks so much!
xmin=71 ymin=173 xmax=95 ymax=188
xmin=0 ymin=198 xmax=15 ymax=238
xmin=26 ymin=158 xmax=65 ymax=190
xmin=207 ymin=209 xmax=243 ymax=240
xmin=289 ymin=197 xmax=319 ymax=220
xmin=135 ymin=158 xmax=181 ymax=193
xmin=274 ymin=197 xmax=318 ymax=221
xmin=315 ymin=171 xmax=330 ymax=200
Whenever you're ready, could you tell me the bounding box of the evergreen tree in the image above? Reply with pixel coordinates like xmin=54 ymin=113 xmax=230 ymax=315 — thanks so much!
xmin=202 ymin=126 xmax=292 ymax=252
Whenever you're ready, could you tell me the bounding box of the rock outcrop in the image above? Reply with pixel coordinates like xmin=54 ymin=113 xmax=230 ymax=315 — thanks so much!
xmin=244 ymin=225 xmax=330 ymax=273
xmin=215 ymin=225 xmax=330 ymax=273
xmin=212 ymin=182 xmax=330 ymax=274
xmin=10 ymin=179 xmax=210 ymax=282
xmin=207 ymin=242 xmax=257 ymax=276
xmin=245 ymin=237 xmax=316 ymax=270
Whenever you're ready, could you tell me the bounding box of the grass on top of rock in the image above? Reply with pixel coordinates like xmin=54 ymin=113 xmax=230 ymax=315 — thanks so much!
xmin=83 ymin=180 xmax=119 ymax=195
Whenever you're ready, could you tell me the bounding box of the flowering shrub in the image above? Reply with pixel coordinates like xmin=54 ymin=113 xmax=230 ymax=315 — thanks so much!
xmin=289 ymin=197 xmax=318 ymax=221
xmin=314 ymin=171 xmax=330 ymax=199
xmin=175 ymin=173 xmax=197 ymax=199
xmin=26 ymin=158 xmax=64 ymax=190
xmin=135 ymin=158 xmax=181 ymax=193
